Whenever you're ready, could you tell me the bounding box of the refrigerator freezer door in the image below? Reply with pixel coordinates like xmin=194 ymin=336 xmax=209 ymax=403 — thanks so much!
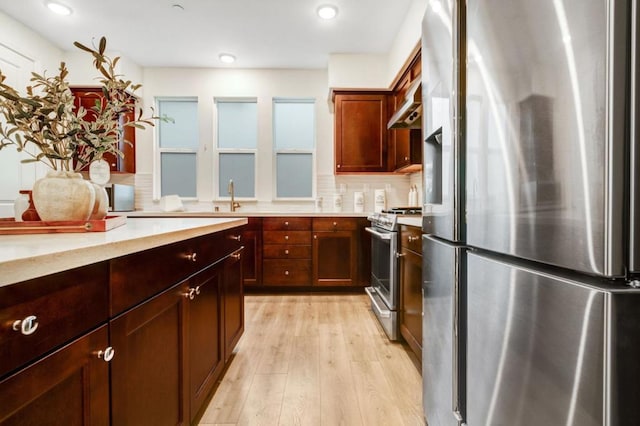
xmin=422 ymin=235 xmax=465 ymax=425
xmin=467 ymin=252 xmax=640 ymax=425
xmin=465 ymin=0 xmax=630 ymax=277
xmin=422 ymin=0 xmax=465 ymax=243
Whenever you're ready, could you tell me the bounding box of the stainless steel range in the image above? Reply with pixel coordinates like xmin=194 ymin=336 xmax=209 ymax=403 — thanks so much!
xmin=365 ymin=207 xmax=421 ymax=340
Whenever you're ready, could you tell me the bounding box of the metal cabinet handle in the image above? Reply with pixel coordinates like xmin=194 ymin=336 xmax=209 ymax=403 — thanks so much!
xmin=183 ymin=288 xmax=196 ymax=300
xmin=285 ymin=249 xmax=289 ymax=255
xmin=395 ymin=252 xmax=405 ymax=258
xmin=285 ymin=235 xmax=289 ymax=240
xmin=12 ymin=315 xmax=38 ymax=336
xmin=229 ymin=234 xmax=241 ymax=241
xmin=231 ymin=252 xmax=241 ymax=260
xmin=333 ymin=222 xmax=337 ymax=226
xmin=284 ymin=221 xmax=289 ymax=226
xmin=337 ymin=164 xmax=341 ymax=168
xmin=194 ymin=286 xmax=201 ymax=296
xmin=314 ymin=235 xmax=317 ymax=239
xmin=97 ymin=347 xmax=115 ymax=362
xmin=187 ymin=252 xmax=197 ymax=262
xmin=408 ymin=236 xmax=420 ymax=242
xmin=285 ymin=270 xmax=290 ymax=276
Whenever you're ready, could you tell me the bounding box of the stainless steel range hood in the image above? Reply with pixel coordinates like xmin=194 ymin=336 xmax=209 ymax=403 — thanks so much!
xmin=387 ymin=78 xmax=422 ymax=129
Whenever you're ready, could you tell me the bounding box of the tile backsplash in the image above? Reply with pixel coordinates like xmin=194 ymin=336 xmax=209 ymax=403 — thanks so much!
xmin=133 ymin=172 xmax=422 ymax=213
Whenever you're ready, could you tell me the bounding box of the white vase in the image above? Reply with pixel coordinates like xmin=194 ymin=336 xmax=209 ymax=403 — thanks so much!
xmin=32 ymin=170 xmax=96 ymax=222
xmin=90 ymin=183 xmax=109 ymax=220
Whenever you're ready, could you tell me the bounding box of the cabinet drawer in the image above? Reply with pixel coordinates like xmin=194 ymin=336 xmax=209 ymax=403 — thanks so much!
xmin=263 ymin=260 xmax=311 ymax=285
xmin=263 ymin=230 xmax=311 ymax=245
xmin=263 ymin=217 xmax=311 ymax=231
xmin=263 ymin=244 xmax=311 ymax=259
xmin=400 ymin=225 xmax=422 ymax=254
xmin=313 ymin=217 xmax=358 ymax=231
xmin=0 ymin=262 xmax=109 ymax=379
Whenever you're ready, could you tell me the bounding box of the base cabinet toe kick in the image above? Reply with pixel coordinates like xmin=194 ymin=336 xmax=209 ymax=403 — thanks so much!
xmin=0 ymin=222 xmax=246 ymax=425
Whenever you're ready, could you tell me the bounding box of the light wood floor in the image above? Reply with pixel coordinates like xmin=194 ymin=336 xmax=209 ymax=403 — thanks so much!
xmin=199 ymin=293 xmax=424 ymax=426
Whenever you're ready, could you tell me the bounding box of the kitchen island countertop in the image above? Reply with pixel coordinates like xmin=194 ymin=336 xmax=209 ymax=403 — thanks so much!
xmin=0 ymin=217 xmax=247 ymax=288
xmin=125 ymin=211 xmax=370 ymax=218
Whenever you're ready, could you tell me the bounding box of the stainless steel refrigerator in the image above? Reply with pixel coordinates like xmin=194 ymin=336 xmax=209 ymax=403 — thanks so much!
xmin=422 ymin=0 xmax=640 ymax=424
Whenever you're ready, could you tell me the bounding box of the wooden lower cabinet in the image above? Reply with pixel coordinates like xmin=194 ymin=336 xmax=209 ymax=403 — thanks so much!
xmin=241 ymin=218 xmax=262 ymax=286
xmin=222 ymin=248 xmax=244 ymax=361
xmin=313 ymin=230 xmax=357 ymax=286
xmin=0 ymin=325 xmax=110 ymax=426
xmin=399 ymin=225 xmax=423 ymax=363
xmin=188 ymin=261 xmax=224 ymax=424
xmin=110 ymin=282 xmax=189 ymax=426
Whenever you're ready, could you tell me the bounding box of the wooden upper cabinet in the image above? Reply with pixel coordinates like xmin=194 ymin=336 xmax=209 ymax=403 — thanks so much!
xmin=71 ymin=87 xmax=136 ymax=173
xmin=333 ymin=91 xmax=391 ymax=173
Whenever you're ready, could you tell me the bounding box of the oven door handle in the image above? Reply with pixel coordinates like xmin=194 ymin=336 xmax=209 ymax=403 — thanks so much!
xmin=365 ymin=227 xmax=393 ymax=240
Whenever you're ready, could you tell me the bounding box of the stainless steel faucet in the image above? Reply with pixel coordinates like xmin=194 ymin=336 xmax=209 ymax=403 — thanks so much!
xmin=228 ymin=179 xmax=240 ymax=212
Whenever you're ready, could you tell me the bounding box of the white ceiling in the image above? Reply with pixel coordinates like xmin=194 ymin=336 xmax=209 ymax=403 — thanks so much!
xmin=0 ymin=0 xmax=415 ymax=69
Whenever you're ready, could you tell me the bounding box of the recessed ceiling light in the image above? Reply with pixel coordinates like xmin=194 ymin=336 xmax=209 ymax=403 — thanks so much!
xmin=219 ymin=53 xmax=236 ymax=64
xmin=317 ymin=4 xmax=338 ymax=20
xmin=45 ymin=1 xmax=72 ymax=16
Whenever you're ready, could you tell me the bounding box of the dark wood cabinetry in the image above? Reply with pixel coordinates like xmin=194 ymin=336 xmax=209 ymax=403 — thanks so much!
xmin=399 ymin=225 xmax=423 ymax=363
xmin=71 ymin=87 xmax=136 ymax=173
xmin=0 ymin=325 xmax=110 ymax=426
xmin=1 ymin=225 xmax=245 ymax=425
xmin=110 ymin=282 xmax=189 ymax=426
xmin=263 ymin=217 xmax=312 ymax=286
xmin=333 ymin=91 xmax=391 ymax=173
xmin=241 ymin=217 xmax=262 ymax=286
xmin=312 ymin=218 xmax=358 ymax=286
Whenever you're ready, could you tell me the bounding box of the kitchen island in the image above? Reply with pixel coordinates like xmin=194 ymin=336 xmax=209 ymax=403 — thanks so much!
xmin=0 ymin=217 xmax=247 ymax=425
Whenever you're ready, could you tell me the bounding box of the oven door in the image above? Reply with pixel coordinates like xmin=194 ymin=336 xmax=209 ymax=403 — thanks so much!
xmin=365 ymin=226 xmax=398 ymax=310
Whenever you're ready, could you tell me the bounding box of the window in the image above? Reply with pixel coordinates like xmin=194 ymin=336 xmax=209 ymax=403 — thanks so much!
xmin=215 ymin=99 xmax=257 ymax=198
xmin=157 ymin=98 xmax=198 ymax=197
xmin=273 ymin=99 xmax=315 ymax=198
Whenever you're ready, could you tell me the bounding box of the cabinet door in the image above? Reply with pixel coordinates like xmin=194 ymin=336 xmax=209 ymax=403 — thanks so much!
xmin=188 ymin=262 xmax=224 ymax=423
xmin=0 ymin=325 xmax=110 ymax=426
xmin=223 ymin=248 xmax=244 ymax=362
xmin=110 ymin=283 xmax=188 ymax=426
xmin=241 ymin=229 xmax=262 ymax=286
xmin=399 ymin=247 xmax=423 ymax=359
xmin=334 ymin=93 xmax=389 ymax=173
xmin=312 ymin=230 xmax=357 ymax=286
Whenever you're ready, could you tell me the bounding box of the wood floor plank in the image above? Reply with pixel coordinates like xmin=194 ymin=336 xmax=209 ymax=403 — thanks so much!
xmin=236 ymin=373 xmax=287 ymax=426
xmin=199 ymin=294 xmax=424 ymax=426
xmin=278 ymin=336 xmax=321 ymax=426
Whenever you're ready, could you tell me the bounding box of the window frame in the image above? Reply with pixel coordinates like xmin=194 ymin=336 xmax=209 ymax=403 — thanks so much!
xmin=272 ymin=97 xmax=317 ymax=201
xmin=213 ymin=97 xmax=259 ymax=201
xmin=154 ymin=96 xmax=199 ymax=201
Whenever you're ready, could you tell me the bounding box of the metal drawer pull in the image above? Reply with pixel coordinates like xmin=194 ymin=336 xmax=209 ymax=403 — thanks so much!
xmin=333 ymin=222 xmax=337 ymax=226
xmin=97 ymin=347 xmax=115 ymax=362
xmin=183 ymin=288 xmax=196 ymax=300
xmin=285 ymin=235 xmax=289 ymax=240
xmin=285 ymin=270 xmax=290 ymax=275
xmin=187 ymin=252 xmax=197 ymax=262
xmin=12 ymin=315 xmax=38 ymax=335
xmin=194 ymin=286 xmax=201 ymax=296
xmin=408 ymin=236 xmax=420 ymax=242
xmin=285 ymin=249 xmax=289 ymax=255
xmin=229 ymin=235 xmax=241 ymax=241
xmin=395 ymin=252 xmax=405 ymax=258
xmin=231 ymin=252 xmax=241 ymax=260
xmin=285 ymin=221 xmax=289 ymax=226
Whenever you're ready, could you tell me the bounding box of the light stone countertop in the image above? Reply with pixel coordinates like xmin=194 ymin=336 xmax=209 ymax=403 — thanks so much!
xmin=0 ymin=217 xmax=247 ymax=288
xmin=125 ymin=211 xmax=371 ymax=218
xmin=397 ymin=216 xmax=422 ymax=228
